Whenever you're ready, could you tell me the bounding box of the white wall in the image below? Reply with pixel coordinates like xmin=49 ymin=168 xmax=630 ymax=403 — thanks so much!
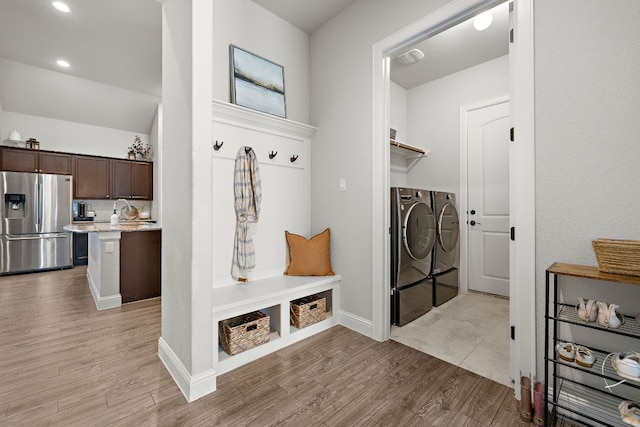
xmin=534 ymin=0 xmax=640 ymax=375
xmin=0 ymin=58 xmax=159 ymax=135
xmin=212 ymin=0 xmax=310 ymax=124
xmin=161 ymin=0 xmax=197 ymax=375
xmin=160 ymin=0 xmax=216 ymax=401
xmin=0 ymin=96 xmax=3 ymax=143
xmin=2 ymin=111 xmax=150 ymax=159
xmin=406 ymin=55 xmax=509 ymax=192
xmin=390 ymin=81 xmax=409 ymax=188
xmin=390 ymin=81 xmax=408 ymax=142
xmin=310 ymin=0 xmax=451 ymax=330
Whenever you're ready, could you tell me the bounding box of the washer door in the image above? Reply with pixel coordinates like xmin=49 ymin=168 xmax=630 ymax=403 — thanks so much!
xmin=437 ymin=202 xmax=460 ymax=253
xmin=402 ymin=202 xmax=436 ymax=261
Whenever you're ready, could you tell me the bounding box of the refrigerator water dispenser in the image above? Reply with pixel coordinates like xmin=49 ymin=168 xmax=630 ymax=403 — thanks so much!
xmin=4 ymin=194 xmax=26 ymax=218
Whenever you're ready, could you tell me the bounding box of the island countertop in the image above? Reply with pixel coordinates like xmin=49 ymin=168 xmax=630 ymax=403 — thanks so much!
xmin=64 ymin=222 xmax=162 ymax=233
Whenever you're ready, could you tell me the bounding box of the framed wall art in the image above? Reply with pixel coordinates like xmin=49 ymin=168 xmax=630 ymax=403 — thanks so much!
xmin=229 ymin=45 xmax=286 ymax=118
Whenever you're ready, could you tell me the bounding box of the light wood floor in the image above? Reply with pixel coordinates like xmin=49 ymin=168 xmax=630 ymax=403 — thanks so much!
xmin=0 ymin=267 xmax=531 ymax=426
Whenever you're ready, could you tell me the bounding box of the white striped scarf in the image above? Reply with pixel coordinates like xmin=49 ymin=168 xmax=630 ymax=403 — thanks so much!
xmin=231 ymin=146 xmax=262 ymax=281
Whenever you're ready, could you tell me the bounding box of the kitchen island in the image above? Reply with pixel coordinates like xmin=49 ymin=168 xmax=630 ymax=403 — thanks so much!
xmin=64 ymin=222 xmax=162 ymax=310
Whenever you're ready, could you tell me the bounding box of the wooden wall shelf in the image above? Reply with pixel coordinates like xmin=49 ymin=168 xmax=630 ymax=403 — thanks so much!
xmin=389 ymin=139 xmax=430 ymax=171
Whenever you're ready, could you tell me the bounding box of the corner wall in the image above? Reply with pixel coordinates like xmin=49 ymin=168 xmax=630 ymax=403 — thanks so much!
xmin=159 ymin=0 xmax=215 ymax=401
xmin=534 ymin=0 xmax=640 ymax=375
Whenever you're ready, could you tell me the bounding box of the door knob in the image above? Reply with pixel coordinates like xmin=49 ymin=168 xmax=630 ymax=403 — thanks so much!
xmin=469 ymin=220 xmax=481 ymax=226
xmin=470 ymin=210 xmax=476 ymax=215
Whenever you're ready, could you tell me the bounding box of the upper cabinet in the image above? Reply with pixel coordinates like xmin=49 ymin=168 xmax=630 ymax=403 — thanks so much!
xmin=0 ymin=147 xmax=153 ymax=200
xmin=0 ymin=147 xmax=72 ymax=175
xmin=112 ymin=160 xmax=153 ymax=200
xmin=74 ymin=155 xmax=111 ymax=199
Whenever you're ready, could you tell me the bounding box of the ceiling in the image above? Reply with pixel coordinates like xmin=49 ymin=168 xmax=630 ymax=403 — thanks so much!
xmin=252 ymin=0 xmax=359 ymax=33
xmin=0 ymin=0 xmax=507 ymax=134
xmin=0 ymin=0 xmax=161 ymax=134
xmin=390 ymin=2 xmax=509 ymax=89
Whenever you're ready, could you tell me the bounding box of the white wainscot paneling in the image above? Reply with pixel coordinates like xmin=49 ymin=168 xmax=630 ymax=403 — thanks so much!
xmin=211 ymin=101 xmax=313 ymax=287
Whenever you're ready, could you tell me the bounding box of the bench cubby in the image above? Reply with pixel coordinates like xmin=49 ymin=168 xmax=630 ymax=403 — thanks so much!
xmin=212 ymin=275 xmax=340 ymax=375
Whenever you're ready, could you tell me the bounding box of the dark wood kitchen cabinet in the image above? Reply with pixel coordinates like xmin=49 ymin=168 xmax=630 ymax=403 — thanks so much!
xmin=73 ymin=233 xmax=88 ymax=266
xmin=38 ymin=151 xmax=73 ymax=174
xmin=120 ymin=230 xmax=161 ymax=303
xmin=0 ymin=147 xmax=72 ymax=174
xmin=111 ymin=160 xmax=153 ymax=200
xmin=74 ymin=155 xmax=111 ymax=199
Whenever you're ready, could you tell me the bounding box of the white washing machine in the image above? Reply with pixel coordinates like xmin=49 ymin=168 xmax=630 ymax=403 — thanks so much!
xmin=390 ymin=187 xmax=436 ymax=326
xmin=432 ymin=191 xmax=460 ymax=306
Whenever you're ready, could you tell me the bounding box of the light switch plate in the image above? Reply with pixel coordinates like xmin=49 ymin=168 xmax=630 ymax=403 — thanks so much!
xmin=339 ymin=178 xmax=346 ymax=192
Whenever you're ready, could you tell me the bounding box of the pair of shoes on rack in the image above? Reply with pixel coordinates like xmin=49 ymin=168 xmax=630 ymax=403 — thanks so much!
xmin=612 ymin=352 xmax=640 ymax=382
xmin=555 ymin=342 xmax=597 ymax=368
xmin=576 ymin=298 xmax=625 ymax=328
xmin=619 ymin=401 xmax=640 ymax=426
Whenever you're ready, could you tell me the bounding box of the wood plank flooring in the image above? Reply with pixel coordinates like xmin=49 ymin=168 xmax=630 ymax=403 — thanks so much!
xmin=0 ymin=267 xmax=531 ymax=426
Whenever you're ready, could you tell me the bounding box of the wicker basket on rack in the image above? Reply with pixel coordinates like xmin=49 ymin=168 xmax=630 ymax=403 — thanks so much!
xmin=219 ymin=311 xmax=270 ymax=355
xmin=592 ymin=238 xmax=640 ymax=277
xmin=290 ymin=294 xmax=326 ymax=329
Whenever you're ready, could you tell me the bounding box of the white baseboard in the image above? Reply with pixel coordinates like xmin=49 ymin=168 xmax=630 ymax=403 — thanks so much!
xmin=158 ymin=337 xmax=217 ymax=402
xmin=87 ymin=270 xmax=121 ymax=310
xmin=339 ymin=310 xmax=373 ymax=338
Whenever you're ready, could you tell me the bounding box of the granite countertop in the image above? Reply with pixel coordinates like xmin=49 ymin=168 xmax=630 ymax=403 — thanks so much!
xmin=64 ymin=221 xmax=162 ymax=233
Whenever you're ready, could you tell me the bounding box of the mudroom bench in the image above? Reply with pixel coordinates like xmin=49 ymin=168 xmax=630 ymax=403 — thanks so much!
xmin=212 ymin=274 xmax=341 ymax=375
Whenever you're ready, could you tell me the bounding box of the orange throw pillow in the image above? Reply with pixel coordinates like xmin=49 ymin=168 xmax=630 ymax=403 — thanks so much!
xmin=284 ymin=228 xmax=335 ymax=276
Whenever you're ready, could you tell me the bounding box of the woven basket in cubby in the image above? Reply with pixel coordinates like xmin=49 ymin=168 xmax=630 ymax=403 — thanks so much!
xmin=290 ymin=294 xmax=326 ymax=329
xmin=219 ymin=311 xmax=270 ymax=355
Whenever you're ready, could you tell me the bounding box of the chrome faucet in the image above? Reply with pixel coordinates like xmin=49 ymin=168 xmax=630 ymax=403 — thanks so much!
xmin=111 ymin=199 xmax=131 ymax=225
xmin=113 ymin=199 xmax=131 ymax=217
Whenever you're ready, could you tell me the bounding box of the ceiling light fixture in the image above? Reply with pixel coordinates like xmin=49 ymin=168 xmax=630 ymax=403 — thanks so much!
xmin=473 ymin=11 xmax=493 ymax=31
xmin=56 ymin=59 xmax=70 ymax=68
xmin=52 ymin=1 xmax=71 ymax=13
xmin=396 ymin=48 xmax=425 ymax=65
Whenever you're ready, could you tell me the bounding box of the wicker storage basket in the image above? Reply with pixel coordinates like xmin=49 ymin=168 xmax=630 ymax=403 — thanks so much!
xmin=592 ymin=238 xmax=640 ymax=277
xmin=290 ymin=294 xmax=326 ymax=328
xmin=219 ymin=311 xmax=270 ymax=355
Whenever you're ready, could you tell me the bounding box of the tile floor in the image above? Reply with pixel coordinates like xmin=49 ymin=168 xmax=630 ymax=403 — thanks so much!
xmin=391 ymin=290 xmax=513 ymax=388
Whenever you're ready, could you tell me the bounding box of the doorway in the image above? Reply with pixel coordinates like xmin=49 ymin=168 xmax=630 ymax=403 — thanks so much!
xmin=372 ymin=0 xmax=536 ymax=398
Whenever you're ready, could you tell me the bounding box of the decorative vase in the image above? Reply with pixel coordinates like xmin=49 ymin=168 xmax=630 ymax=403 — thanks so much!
xmin=128 ymin=151 xmax=135 ymax=160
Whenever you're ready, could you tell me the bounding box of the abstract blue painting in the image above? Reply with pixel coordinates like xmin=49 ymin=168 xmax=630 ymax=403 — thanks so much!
xmin=230 ymin=45 xmax=286 ymax=118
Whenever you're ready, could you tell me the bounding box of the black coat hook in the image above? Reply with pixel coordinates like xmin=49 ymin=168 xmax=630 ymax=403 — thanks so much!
xmin=245 ymin=146 xmax=252 ymax=153
xmin=268 ymin=151 xmax=278 ymax=159
xmin=213 ymin=140 xmax=224 ymax=151
xmin=290 ymin=154 xmax=299 ymax=163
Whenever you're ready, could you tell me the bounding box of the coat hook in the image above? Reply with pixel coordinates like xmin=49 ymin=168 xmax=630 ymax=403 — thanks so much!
xmin=213 ymin=140 xmax=224 ymax=151
xmin=290 ymin=154 xmax=299 ymax=163
xmin=268 ymin=151 xmax=278 ymax=159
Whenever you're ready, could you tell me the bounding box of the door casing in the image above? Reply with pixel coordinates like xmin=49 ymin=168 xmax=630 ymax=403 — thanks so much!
xmin=371 ymin=0 xmax=536 ymax=399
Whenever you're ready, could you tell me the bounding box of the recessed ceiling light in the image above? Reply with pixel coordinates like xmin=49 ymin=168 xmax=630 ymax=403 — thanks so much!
xmin=56 ymin=59 xmax=70 ymax=68
xmin=473 ymin=11 xmax=493 ymax=31
xmin=52 ymin=1 xmax=71 ymax=13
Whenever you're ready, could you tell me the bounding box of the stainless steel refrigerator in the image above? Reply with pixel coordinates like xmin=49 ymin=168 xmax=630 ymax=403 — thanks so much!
xmin=1 ymin=171 xmax=73 ymax=274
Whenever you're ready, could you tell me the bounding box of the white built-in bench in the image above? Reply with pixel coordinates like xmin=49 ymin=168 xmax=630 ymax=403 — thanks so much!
xmin=212 ymin=274 xmax=340 ymax=374
xmin=210 ymin=101 xmax=337 ymax=375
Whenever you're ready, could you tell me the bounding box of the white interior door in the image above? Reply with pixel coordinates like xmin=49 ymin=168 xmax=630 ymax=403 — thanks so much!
xmin=467 ymin=100 xmax=510 ymax=297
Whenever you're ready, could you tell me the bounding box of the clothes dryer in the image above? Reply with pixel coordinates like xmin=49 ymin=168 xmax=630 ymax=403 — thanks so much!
xmin=390 ymin=187 xmax=436 ymax=326
xmin=432 ymin=191 xmax=460 ymax=306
